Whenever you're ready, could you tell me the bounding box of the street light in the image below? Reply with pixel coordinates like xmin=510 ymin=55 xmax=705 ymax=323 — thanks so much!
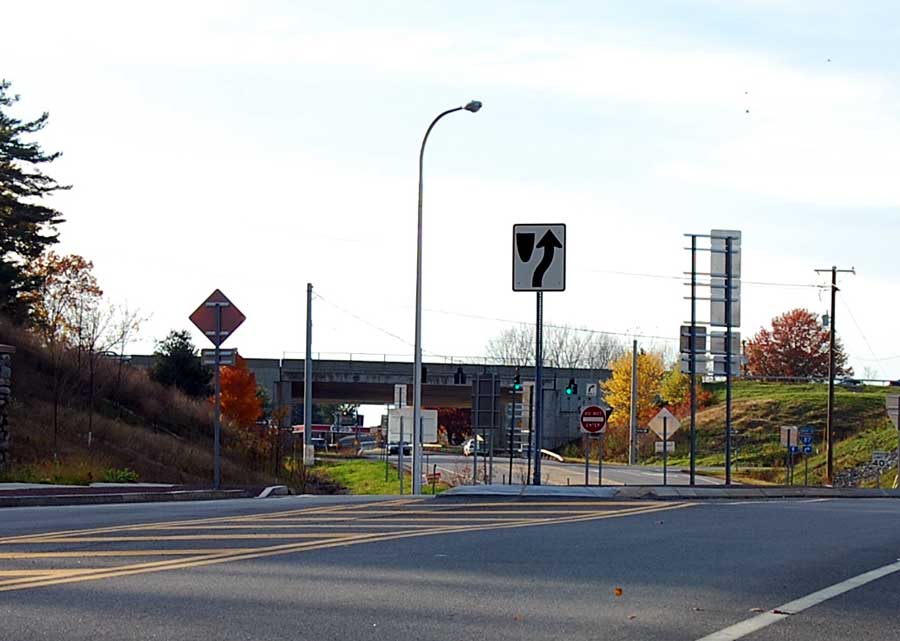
xmin=413 ymin=100 xmax=482 ymax=495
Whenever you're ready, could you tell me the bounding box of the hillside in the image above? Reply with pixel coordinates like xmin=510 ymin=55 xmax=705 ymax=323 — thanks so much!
xmin=657 ymin=380 xmax=898 ymax=487
xmin=0 ymin=318 xmax=281 ymax=486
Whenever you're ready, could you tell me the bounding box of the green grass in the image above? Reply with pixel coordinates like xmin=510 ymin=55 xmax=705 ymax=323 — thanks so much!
xmin=644 ymin=381 xmax=898 ymax=485
xmin=315 ymin=459 xmax=449 ymax=495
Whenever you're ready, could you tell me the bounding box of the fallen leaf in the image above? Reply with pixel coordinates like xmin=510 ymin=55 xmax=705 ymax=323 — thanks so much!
xmin=614 ymin=587 xmax=623 ymax=597
xmin=692 ymin=607 xmax=704 ymax=612
xmin=628 ymin=615 xmax=636 ymax=620
xmin=750 ymin=608 xmax=765 ymax=613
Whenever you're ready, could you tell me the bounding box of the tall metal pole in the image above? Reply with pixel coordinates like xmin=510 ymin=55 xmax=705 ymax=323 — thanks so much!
xmin=526 ymin=383 xmax=533 ymax=484
xmin=213 ymin=304 xmax=222 ymax=489
xmin=725 ymin=236 xmax=733 ymax=486
xmin=533 ymin=292 xmax=544 ymax=485
xmin=629 ymin=339 xmax=638 ymax=465
xmin=584 ymin=435 xmax=589 ymax=485
xmin=508 ymin=388 xmax=515 ymax=485
xmin=689 ymin=235 xmax=697 ymax=485
xmin=414 ymin=103 xmax=480 ymax=496
xmin=304 ymin=284 xmax=313 ymax=466
xmin=398 ymin=416 xmax=404 ymax=495
xmin=662 ymin=415 xmax=668 ymax=486
xmin=597 ymin=435 xmax=603 ymax=486
xmin=488 ymin=373 xmax=495 ymax=484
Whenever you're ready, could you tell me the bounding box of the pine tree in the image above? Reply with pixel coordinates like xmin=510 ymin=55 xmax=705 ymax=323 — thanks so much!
xmin=0 ymin=79 xmax=69 ymax=321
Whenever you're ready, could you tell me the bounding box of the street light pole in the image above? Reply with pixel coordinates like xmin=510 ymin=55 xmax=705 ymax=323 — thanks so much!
xmin=413 ymin=100 xmax=482 ymax=495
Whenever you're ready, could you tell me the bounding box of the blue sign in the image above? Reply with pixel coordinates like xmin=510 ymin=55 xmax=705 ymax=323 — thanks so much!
xmin=799 ymin=426 xmax=815 ymax=435
xmin=802 ymin=445 xmax=813 ymax=454
xmin=789 ymin=445 xmax=799 ymax=454
xmin=801 ymin=435 xmax=814 ymax=445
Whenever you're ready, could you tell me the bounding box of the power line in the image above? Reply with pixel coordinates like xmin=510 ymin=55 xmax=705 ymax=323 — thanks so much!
xmin=312 ymin=292 xmax=413 ymax=349
xmin=576 ymin=268 xmax=827 ymax=290
xmin=839 ymin=294 xmax=888 ymax=378
xmin=423 ymin=307 xmax=679 ymax=343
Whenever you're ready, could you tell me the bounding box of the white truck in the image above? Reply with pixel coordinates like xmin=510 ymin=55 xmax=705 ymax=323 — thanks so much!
xmin=386 ymin=407 xmax=438 ymax=453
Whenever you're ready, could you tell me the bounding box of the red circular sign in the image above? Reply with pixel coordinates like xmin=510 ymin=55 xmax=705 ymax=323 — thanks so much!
xmin=580 ymin=405 xmax=608 ymax=434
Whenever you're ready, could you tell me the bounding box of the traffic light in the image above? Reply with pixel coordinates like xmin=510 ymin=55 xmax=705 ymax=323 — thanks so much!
xmin=453 ymin=367 xmax=466 ymax=385
xmin=513 ymin=370 xmax=522 ymax=392
xmin=565 ymin=378 xmax=577 ymax=396
xmin=421 ymin=365 xmax=427 ymax=384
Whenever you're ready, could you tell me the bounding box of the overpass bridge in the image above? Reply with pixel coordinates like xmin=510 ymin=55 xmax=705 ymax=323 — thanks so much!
xmin=128 ymin=355 xmax=612 ymax=449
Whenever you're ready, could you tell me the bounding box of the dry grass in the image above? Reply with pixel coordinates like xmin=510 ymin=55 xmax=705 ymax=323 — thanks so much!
xmin=1 ymin=317 xmax=277 ymax=486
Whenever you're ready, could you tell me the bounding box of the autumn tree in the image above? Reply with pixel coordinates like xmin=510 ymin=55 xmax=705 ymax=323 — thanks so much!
xmin=151 ymin=330 xmax=211 ymax=397
xmin=219 ymin=357 xmax=263 ymax=428
xmin=600 ymin=350 xmax=667 ymax=459
xmin=745 ymin=308 xmax=851 ymax=379
xmin=21 ymin=252 xmax=102 ymax=452
xmin=0 ymin=80 xmax=69 ymax=321
xmin=658 ymin=368 xmax=711 ymax=418
xmin=485 ymin=323 xmax=625 ymax=368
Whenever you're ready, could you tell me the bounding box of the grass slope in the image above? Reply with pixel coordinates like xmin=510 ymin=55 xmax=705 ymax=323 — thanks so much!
xmin=655 ymin=381 xmax=898 ymax=485
xmin=1 ymin=318 xmax=278 ymax=486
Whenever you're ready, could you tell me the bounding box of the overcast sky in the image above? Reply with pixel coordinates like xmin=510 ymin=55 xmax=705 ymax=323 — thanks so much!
xmin=4 ymin=0 xmax=899 ymax=380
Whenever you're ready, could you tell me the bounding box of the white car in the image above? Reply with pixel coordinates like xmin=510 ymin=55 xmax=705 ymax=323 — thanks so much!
xmin=463 ymin=438 xmax=488 ymax=457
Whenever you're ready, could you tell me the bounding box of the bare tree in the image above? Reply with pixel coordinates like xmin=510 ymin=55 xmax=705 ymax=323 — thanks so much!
xmin=107 ymin=303 xmax=148 ymax=409
xmin=485 ymin=323 xmax=625 ymax=369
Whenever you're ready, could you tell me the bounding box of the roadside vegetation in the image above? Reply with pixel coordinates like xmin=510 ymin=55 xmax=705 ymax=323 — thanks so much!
xmin=313 ymin=458 xmax=449 ymax=495
xmin=648 ymin=381 xmax=897 ymax=486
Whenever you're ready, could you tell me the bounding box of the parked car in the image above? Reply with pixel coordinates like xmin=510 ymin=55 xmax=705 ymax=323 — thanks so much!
xmin=838 ymin=377 xmax=863 ymax=389
xmin=310 ymin=437 xmax=327 ymax=451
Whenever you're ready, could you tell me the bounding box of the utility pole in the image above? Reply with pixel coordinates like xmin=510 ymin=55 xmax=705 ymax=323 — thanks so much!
xmin=814 ymin=266 xmax=855 ymax=486
xmin=304 ymin=284 xmax=314 ymax=466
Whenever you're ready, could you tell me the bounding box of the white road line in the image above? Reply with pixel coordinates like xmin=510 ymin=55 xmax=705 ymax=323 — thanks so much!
xmin=695 ymin=558 xmax=900 ymax=641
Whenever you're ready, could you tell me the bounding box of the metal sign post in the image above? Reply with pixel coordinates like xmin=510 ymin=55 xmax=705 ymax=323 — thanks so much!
xmin=190 ymin=289 xmax=245 ymax=490
xmin=398 ymin=416 xmax=404 ymax=495
xmin=580 ymin=405 xmax=608 ymax=486
xmin=513 ymin=224 xmax=566 ymax=487
xmin=663 ymin=415 xmax=668 ymax=486
xmin=597 ymin=435 xmax=603 ymax=487
xmin=212 ymin=304 xmax=222 ymax=489
xmin=534 ymin=292 xmax=544 ymax=485
xmin=684 ymin=230 xmax=742 ymax=487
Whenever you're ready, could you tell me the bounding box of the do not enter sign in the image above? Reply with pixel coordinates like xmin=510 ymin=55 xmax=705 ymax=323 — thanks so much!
xmin=580 ymin=405 xmax=608 ymax=435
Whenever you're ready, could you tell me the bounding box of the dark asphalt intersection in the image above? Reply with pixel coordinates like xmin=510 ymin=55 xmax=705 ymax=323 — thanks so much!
xmin=1 ymin=497 xmax=899 ymax=641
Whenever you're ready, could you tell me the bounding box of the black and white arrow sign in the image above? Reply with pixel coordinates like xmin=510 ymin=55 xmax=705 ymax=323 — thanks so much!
xmin=512 ymin=224 xmax=566 ymax=292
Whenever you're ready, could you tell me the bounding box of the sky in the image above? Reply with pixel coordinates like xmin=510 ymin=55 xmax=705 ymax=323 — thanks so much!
xmin=3 ymin=0 xmax=900 ymax=382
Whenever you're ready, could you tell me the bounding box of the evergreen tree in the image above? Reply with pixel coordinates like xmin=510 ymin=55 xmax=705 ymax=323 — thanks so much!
xmin=0 ymin=79 xmax=69 ymax=321
xmin=151 ymin=330 xmax=212 ymax=398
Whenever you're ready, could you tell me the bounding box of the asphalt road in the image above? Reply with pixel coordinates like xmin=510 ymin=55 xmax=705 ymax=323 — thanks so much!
xmin=418 ymin=452 xmax=725 ymax=486
xmin=2 ymin=495 xmax=899 ymax=640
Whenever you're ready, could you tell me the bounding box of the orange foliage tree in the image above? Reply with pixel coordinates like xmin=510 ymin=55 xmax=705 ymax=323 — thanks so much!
xmin=217 ymin=356 xmax=274 ymax=466
xmin=745 ymin=308 xmax=851 ymax=379
xmin=219 ymin=356 xmax=263 ymax=428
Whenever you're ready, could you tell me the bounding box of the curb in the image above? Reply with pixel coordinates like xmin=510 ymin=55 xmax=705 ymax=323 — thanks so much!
xmin=0 ymin=489 xmax=254 ymax=508
xmin=439 ymin=485 xmax=900 ymax=501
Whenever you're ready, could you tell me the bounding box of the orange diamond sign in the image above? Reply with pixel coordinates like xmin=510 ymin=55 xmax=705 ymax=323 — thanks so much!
xmin=189 ymin=289 xmax=245 ymax=347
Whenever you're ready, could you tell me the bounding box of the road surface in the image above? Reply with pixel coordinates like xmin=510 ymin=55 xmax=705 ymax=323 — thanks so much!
xmin=2 ymin=495 xmax=898 ymax=640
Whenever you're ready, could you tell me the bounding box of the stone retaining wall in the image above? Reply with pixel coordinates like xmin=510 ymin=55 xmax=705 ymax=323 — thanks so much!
xmin=0 ymin=345 xmax=14 ymax=474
